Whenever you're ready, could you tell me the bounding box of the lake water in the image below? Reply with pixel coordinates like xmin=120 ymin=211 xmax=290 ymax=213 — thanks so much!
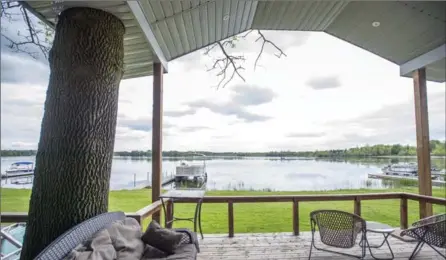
xmin=1 ymin=156 xmax=445 ymax=191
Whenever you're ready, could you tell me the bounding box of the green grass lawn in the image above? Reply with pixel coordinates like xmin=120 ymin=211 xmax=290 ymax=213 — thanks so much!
xmin=2 ymin=187 xmax=445 ymax=234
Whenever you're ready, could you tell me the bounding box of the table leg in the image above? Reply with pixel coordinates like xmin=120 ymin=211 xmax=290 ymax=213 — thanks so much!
xmin=160 ymin=198 xmax=167 ymax=226
xmin=171 ymin=199 xmax=175 ymax=227
xmin=193 ymin=201 xmax=199 ymax=233
xmin=198 ymin=198 xmax=204 ymax=239
xmin=365 ymin=233 xmax=394 ymax=260
xmin=166 ymin=200 xmax=174 ymax=228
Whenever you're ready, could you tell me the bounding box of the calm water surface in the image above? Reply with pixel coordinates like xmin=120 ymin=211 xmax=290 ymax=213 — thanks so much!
xmin=1 ymin=156 xmax=444 ymax=191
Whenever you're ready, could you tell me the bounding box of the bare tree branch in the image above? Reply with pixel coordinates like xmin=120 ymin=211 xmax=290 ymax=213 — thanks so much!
xmin=2 ymin=1 xmax=286 ymax=88
xmin=1 ymin=1 xmax=52 ymax=60
xmin=241 ymin=30 xmax=254 ymax=38
xmin=203 ymin=43 xmax=219 ymax=55
xmin=1 ymin=1 xmax=20 ymax=21
xmin=254 ymin=30 xmax=287 ymax=69
xmin=205 ymin=29 xmax=286 ymax=88
xmin=205 ymin=36 xmax=247 ymax=89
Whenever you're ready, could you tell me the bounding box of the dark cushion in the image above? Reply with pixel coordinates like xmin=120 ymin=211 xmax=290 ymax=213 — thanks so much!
xmin=142 ymin=220 xmax=184 ymax=254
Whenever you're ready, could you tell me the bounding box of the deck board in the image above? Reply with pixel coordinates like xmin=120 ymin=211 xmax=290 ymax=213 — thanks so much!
xmin=197 ymin=232 xmax=444 ymax=259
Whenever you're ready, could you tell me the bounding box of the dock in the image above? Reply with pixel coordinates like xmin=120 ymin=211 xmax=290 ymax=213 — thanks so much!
xmin=1 ymin=173 xmax=34 ymax=180
xmin=138 ymin=177 xmax=204 ymax=189
xmin=162 ymin=177 xmax=176 ymax=186
xmin=368 ymin=173 xmax=445 ymax=187
xmin=130 ymin=178 xmax=175 ymax=189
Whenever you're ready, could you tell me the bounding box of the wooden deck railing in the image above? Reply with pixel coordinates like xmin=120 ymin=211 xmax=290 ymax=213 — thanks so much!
xmin=0 ymin=199 xmax=171 ymax=226
xmin=174 ymin=192 xmax=446 ymax=237
xmin=1 ymin=193 xmax=445 ymax=238
xmin=1 ymin=212 xmax=29 ymax=223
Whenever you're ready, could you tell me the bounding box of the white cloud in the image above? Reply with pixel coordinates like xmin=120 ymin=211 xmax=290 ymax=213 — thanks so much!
xmin=306 ymin=75 xmax=341 ymax=90
xmin=1 ymin=24 xmax=445 ymax=152
xmin=1 ymin=52 xmax=50 ymax=85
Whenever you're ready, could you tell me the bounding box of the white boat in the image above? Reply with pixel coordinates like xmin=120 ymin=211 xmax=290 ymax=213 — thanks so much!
xmin=175 ymin=161 xmax=207 ymax=181
xmin=173 ymin=156 xmax=208 ymax=189
xmin=382 ymin=163 xmax=417 ymax=177
xmin=381 ymin=163 xmax=444 ymax=180
xmin=1 ymin=161 xmax=34 ymax=178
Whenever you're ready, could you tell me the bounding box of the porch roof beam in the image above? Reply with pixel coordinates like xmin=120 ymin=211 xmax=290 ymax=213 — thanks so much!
xmin=127 ymin=1 xmax=168 ymax=72
xmin=400 ymin=44 xmax=445 ymax=77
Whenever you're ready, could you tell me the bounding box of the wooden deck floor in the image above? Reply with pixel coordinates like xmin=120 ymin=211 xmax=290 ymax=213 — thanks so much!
xmin=197 ymin=232 xmax=444 ymax=260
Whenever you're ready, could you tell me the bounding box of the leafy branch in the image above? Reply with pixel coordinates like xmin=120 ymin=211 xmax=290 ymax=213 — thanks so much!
xmin=205 ymin=29 xmax=286 ymax=88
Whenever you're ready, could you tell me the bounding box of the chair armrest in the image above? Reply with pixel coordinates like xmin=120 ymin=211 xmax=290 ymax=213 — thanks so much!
xmin=174 ymin=228 xmax=200 ymax=253
xmin=400 ymin=225 xmax=420 ymax=237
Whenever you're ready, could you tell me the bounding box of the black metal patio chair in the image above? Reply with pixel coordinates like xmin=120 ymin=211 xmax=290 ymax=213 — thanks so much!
xmin=309 ymin=210 xmax=367 ymax=259
xmin=400 ymin=213 xmax=446 ymax=260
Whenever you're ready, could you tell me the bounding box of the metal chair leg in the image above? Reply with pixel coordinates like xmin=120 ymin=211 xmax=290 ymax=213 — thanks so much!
xmin=411 ymin=230 xmax=445 ymax=259
xmin=308 ymin=231 xmax=314 ymax=260
xmin=424 ymin=243 xmax=446 ymax=259
xmin=361 ymin=232 xmax=367 ymax=259
xmin=308 ymin=221 xmax=365 ymax=259
xmin=308 ymin=241 xmax=313 ymax=260
xmin=409 ymin=241 xmax=424 ymax=260
xmin=308 ymin=220 xmax=315 ymax=260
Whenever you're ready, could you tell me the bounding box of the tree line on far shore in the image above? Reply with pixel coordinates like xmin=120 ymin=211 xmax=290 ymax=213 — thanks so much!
xmin=3 ymin=140 xmax=445 ymax=158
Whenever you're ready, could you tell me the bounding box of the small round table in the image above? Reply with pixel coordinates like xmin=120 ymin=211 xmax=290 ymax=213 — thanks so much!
xmin=361 ymin=221 xmax=395 ymax=260
xmin=160 ymin=189 xmax=205 ymax=239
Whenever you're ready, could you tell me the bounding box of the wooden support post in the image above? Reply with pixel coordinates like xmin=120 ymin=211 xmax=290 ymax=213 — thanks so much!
xmin=354 ymin=197 xmax=361 ymax=216
xmin=228 ymin=201 xmax=234 ymax=238
xmin=292 ymin=199 xmax=299 ymax=236
xmin=413 ymin=68 xmax=433 ymax=218
xmin=152 ymin=62 xmax=163 ymax=223
xmin=400 ymin=197 xmax=408 ymax=229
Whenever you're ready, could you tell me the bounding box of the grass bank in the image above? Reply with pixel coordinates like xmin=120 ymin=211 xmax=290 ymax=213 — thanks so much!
xmin=2 ymin=187 xmax=445 ymax=234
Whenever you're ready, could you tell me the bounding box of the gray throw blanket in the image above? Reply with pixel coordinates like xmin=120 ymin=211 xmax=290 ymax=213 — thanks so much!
xmin=65 ymin=218 xmax=145 ymax=260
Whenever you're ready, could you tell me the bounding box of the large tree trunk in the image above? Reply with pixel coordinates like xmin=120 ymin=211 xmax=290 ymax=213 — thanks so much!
xmin=20 ymin=7 xmax=125 ymax=259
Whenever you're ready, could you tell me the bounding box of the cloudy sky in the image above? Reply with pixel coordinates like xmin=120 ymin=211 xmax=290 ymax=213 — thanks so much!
xmin=1 ymin=12 xmax=445 ymax=152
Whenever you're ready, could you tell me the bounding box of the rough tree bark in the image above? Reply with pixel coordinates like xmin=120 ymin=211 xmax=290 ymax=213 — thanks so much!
xmin=20 ymin=7 xmax=125 ymax=259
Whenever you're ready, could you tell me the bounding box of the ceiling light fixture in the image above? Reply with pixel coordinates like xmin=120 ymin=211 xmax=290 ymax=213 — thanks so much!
xmin=372 ymin=21 xmax=380 ymax=27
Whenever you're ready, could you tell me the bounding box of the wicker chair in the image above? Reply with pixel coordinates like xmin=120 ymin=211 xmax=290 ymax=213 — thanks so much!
xmin=400 ymin=213 xmax=446 ymax=260
xmin=309 ymin=210 xmax=367 ymax=259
